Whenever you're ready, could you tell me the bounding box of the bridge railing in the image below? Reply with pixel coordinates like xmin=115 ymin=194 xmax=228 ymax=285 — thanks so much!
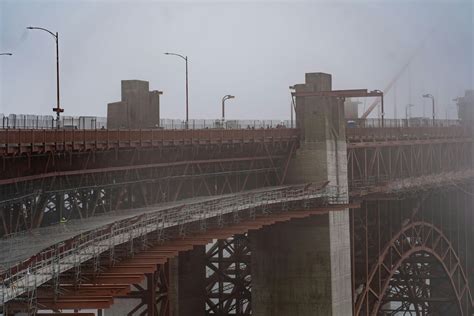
xmin=346 ymin=126 xmax=473 ymax=142
xmin=1 ymin=114 xmax=292 ymax=130
xmin=0 ymin=184 xmax=347 ymax=304
xmin=353 ymin=118 xmax=460 ymax=128
xmin=1 ymin=114 xmax=108 ymax=130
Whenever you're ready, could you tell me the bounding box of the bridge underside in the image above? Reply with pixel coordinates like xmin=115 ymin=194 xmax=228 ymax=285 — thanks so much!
xmin=2 ymin=186 xmax=351 ymax=315
xmin=2 ymin=184 xmax=472 ymax=315
xmin=0 ymin=131 xmax=297 ymax=237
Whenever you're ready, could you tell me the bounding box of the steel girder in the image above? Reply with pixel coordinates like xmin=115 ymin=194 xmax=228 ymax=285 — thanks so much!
xmin=205 ymin=234 xmax=251 ymax=315
xmin=119 ymin=263 xmax=171 ymax=316
xmin=351 ymin=185 xmax=474 ymax=315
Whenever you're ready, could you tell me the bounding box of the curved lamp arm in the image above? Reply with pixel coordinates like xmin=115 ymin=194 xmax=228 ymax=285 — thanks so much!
xmin=27 ymin=26 xmax=57 ymax=40
xmin=164 ymin=52 xmax=187 ymax=61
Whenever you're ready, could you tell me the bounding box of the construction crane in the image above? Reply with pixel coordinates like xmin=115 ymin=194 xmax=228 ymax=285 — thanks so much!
xmin=361 ymin=28 xmax=435 ymax=119
xmin=361 ymin=60 xmax=411 ymax=119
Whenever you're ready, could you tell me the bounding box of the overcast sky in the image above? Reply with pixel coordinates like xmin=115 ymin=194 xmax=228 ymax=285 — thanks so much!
xmin=0 ymin=0 xmax=472 ymax=120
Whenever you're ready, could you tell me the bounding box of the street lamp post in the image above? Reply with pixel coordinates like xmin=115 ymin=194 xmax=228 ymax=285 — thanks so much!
xmin=221 ymin=94 xmax=235 ymax=125
xmin=27 ymin=26 xmax=63 ymax=127
xmin=405 ymin=104 xmax=415 ymax=127
xmin=164 ymin=52 xmax=188 ymax=128
xmin=289 ymin=85 xmax=296 ymax=128
xmin=422 ymin=94 xmax=435 ymax=126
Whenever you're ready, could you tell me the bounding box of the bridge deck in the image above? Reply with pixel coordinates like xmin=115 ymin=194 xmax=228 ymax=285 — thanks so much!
xmin=2 ymin=126 xmax=471 ymax=155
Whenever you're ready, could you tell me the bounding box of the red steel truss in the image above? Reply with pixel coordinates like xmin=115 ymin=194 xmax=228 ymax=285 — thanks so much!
xmin=351 ymin=185 xmax=474 ymax=315
xmin=117 ymin=262 xmax=171 ymax=315
xmin=346 ymin=126 xmax=473 ymax=192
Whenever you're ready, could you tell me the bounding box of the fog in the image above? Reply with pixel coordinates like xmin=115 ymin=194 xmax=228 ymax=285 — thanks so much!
xmin=0 ymin=0 xmax=472 ymax=120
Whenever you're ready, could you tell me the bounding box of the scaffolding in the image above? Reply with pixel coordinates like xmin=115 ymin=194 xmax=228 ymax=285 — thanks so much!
xmin=0 ymin=184 xmax=347 ymax=306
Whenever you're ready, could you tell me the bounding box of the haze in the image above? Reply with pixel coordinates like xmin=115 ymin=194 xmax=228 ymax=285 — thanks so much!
xmin=0 ymin=0 xmax=472 ymax=120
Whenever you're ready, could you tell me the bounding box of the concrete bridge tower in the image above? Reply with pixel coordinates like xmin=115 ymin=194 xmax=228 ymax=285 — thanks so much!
xmin=250 ymin=73 xmax=352 ymax=315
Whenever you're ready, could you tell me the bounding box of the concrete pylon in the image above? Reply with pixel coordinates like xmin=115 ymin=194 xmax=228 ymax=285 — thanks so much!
xmin=251 ymin=73 xmax=352 ymax=315
xmin=169 ymin=246 xmax=206 ymax=316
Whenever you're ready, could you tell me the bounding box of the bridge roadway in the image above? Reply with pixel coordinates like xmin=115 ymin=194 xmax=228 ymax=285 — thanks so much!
xmin=0 ymin=124 xmax=473 ymax=314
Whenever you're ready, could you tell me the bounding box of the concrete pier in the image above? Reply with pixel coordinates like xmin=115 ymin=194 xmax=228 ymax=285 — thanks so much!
xmin=169 ymin=246 xmax=206 ymax=316
xmin=251 ymin=73 xmax=352 ymax=315
xmin=250 ymin=216 xmax=333 ymax=315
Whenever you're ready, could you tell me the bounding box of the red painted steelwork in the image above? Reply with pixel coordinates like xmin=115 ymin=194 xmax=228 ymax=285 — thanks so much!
xmin=0 ymin=128 xmax=299 ymax=156
xmin=351 ymin=187 xmax=474 ymax=315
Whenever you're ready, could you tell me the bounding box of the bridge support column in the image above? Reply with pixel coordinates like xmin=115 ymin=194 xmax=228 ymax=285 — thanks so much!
xmin=250 ymin=214 xmax=351 ymax=316
xmin=169 ymin=245 xmax=206 ymax=316
xmin=251 ymin=72 xmax=351 ymax=315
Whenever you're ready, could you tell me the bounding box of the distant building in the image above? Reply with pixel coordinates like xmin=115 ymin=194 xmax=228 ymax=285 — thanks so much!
xmin=455 ymin=90 xmax=474 ymax=125
xmin=107 ymin=80 xmax=162 ymax=129
xmin=344 ymin=98 xmax=361 ymax=120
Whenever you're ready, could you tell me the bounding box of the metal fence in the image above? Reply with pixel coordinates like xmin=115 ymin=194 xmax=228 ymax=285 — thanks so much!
xmin=0 ymin=114 xmax=107 ymax=130
xmin=1 ymin=114 xmax=291 ymax=130
xmin=346 ymin=125 xmax=471 ymax=142
xmin=353 ymin=118 xmax=460 ymax=128
xmin=159 ymin=119 xmax=292 ymax=130
xmin=2 ymin=113 xmax=459 ymax=130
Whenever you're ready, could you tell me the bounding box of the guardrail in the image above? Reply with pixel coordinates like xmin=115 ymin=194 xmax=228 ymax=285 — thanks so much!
xmin=352 ymin=118 xmax=460 ymax=128
xmin=1 ymin=114 xmax=107 ymax=130
xmin=0 ymin=184 xmax=347 ymax=304
xmin=346 ymin=126 xmax=473 ymax=142
xmin=1 ymin=114 xmax=292 ymax=130
xmin=1 ymin=114 xmax=461 ymax=131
